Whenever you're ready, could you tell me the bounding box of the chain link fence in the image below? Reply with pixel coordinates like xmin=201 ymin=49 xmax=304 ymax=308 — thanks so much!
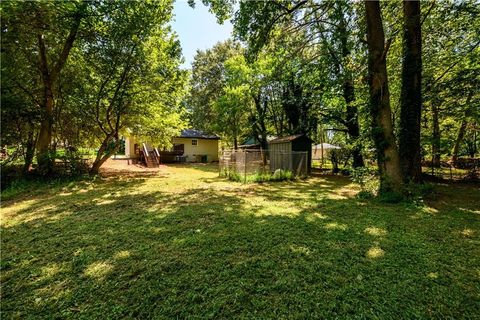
xmin=422 ymin=158 xmax=479 ymax=181
xmin=219 ymin=149 xmax=308 ymax=182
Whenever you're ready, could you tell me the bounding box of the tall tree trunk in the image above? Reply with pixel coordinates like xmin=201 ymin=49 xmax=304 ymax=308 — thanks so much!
xmin=364 ymin=0 xmax=403 ymax=193
xmin=90 ymin=134 xmax=118 ymax=175
xmin=233 ymin=136 xmax=238 ymax=150
xmin=451 ymin=94 xmax=472 ymax=164
xmin=253 ymin=95 xmax=268 ymax=150
xmin=337 ymin=3 xmax=364 ymax=168
xmin=35 ymin=11 xmax=82 ymax=173
xmin=36 ymin=33 xmax=55 ymax=173
xmin=23 ymin=122 xmax=37 ymax=175
xmin=399 ymin=0 xmax=422 ymax=182
xmin=431 ymin=104 xmax=441 ymax=167
xmin=451 ymin=118 xmax=467 ymax=164
xmin=36 ymin=87 xmax=55 ymax=171
xmin=344 ymin=79 xmax=364 ymax=168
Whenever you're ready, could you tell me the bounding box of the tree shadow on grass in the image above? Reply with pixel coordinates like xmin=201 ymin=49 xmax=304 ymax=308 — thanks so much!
xmin=166 ymin=162 xmax=220 ymax=173
xmin=1 ymin=174 xmax=479 ymax=318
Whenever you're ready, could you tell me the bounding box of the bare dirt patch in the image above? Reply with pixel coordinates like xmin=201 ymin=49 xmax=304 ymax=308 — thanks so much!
xmin=99 ymin=159 xmax=167 ymax=177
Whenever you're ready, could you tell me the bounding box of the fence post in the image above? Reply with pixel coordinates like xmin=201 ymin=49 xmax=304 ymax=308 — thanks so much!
xmin=304 ymin=151 xmax=307 ymax=177
xmin=244 ymin=151 xmax=247 ymax=183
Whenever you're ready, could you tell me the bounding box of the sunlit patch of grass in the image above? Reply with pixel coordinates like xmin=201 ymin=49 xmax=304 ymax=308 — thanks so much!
xmin=83 ymin=261 xmax=114 ymax=279
xmin=324 ymin=222 xmax=348 ymax=230
xmin=35 ymin=281 xmax=72 ymax=302
xmin=364 ymin=226 xmax=387 ymax=236
xmin=36 ymin=263 xmax=66 ymax=283
xmin=461 ymin=228 xmax=475 ymax=237
xmin=253 ymin=202 xmax=302 ymax=217
xmin=422 ymin=206 xmax=439 ymax=214
xmin=1 ymin=164 xmax=479 ymax=319
xmin=366 ymin=246 xmax=385 ymax=259
xmin=459 ymin=207 xmax=480 ymax=215
xmin=113 ymin=250 xmax=131 ymax=259
xmin=289 ymin=244 xmax=312 ymax=256
xmin=306 ymin=212 xmax=328 ymax=222
xmin=95 ymin=199 xmax=116 ymax=205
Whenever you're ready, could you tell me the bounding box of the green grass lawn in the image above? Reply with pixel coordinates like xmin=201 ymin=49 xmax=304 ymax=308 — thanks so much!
xmin=2 ymin=164 xmax=479 ymax=318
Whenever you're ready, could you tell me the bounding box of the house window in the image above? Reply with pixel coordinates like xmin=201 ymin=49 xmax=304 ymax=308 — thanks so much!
xmin=192 ymin=139 xmax=198 ymax=146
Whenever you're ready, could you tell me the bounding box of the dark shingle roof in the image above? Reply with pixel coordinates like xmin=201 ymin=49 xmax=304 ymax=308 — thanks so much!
xmin=177 ymin=129 xmax=220 ymax=140
xmin=269 ymin=134 xmax=310 ymax=144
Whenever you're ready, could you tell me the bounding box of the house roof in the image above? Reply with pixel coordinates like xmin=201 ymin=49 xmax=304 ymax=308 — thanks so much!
xmin=313 ymin=143 xmax=341 ymax=150
xmin=238 ymin=143 xmax=261 ymax=149
xmin=177 ymin=129 xmax=220 ymax=140
xmin=269 ymin=134 xmax=311 ymax=144
xmin=241 ymin=135 xmax=277 ymax=145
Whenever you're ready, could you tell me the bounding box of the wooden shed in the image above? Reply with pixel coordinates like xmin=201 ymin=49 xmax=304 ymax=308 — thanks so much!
xmin=268 ymin=134 xmax=312 ymax=175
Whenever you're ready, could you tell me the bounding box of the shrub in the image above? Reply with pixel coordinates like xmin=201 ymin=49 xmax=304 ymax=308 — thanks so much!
xmin=351 ymin=167 xmax=378 ymax=198
xmin=328 ymin=148 xmax=349 ymax=173
xmin=378 ymin=191 xmax=404 ymax=204
xmin=220 ymin=167 xmax=242 ymax=182
xmin=0 ymin=163 xmax=23 ymax=191
xmin=57 ymin=149 xmax=90 ymax=176
xmin=221 ymin=168 xmax=294 ymax=183
xmin=272 ymin=169 xmax=293 ymax=181
xmin=357 ymin=190 xmax=374 ymax=200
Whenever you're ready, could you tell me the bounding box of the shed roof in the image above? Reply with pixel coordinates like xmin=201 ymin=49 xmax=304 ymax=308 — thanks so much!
xmin=269 ymin=134 xmax=311 ymax=144
xmin=177 ymin=129 xmax=220 ymax=140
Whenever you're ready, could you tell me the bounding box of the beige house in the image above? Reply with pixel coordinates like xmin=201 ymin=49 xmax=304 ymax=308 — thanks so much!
xmin=125 ymin=129 xmax=220 ymax=163
xmin=312 ymin=143 xmax=341 ymax=160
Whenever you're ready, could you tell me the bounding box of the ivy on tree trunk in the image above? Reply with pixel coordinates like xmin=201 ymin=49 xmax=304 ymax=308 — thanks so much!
xmin=364 ymin=0 xmax=403 ymax=193
xmin=399 ymin=0 xmax=423 ymax=182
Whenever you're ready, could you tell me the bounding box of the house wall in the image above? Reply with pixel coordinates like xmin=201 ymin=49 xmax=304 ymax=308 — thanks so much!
xmin=172 ymin=137 xmax=219 ymax=162
xmin=312 ymin=146 xmax=331 ymax=160
xmin=125 ymin=136 xmax=137 ymax=158
xmin=125 ymin=135 xmax=219 ymax=162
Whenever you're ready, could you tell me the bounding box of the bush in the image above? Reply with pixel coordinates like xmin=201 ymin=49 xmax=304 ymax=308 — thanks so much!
xmin=378 ymin=191 xmax=404 ymax=204
xmin=219 ymin=168 xmax=242 ymax=182
xmin=272 ymin=169 xmax=293 ymax=181
xmin=0 ymin=163 xmax=23 ymax=191
xmin=57 ymin=149 xmax=89 ymax=176
xmin=328 ymin=148 xmax=349 ymax=173
xmin=221 ymin=168 xmax=294 ymax=183
xmin=357 ymin=190 xmax=374 ymax=200
xmin=350 ymin=167 xmax=379 ymax=198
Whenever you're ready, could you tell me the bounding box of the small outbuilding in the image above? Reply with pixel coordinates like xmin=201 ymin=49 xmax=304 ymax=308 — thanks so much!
xmin=268 ymin=134 xmax=312 ymax=175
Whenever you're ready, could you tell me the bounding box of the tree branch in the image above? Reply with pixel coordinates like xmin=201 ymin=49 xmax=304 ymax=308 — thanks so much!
xmin=421 ymin=0 xmax=436 ymax=26
xmin=51 ymin=8 xmax=83 ymax=82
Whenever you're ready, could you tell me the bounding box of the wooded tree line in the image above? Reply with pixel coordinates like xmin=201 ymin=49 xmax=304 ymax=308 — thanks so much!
xmin=1 ymin=0 xmax=187 ymax=175
xmin=188 ymin=0 xmax=479 ymax=193
xmin=1 ymin=0 xmax=478 ymax=194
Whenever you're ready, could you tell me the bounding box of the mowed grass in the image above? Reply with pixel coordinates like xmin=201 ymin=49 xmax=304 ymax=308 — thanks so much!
xmin=1 ymin=164 xmax=479 ymax=319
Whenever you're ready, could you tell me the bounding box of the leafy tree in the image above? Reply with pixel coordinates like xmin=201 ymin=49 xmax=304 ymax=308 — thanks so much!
xmin=69 ymin=1 xmax=186 ymax=174
xmin=1 ymin=1 xmax=89 ymax=173
xmin=421 ymin=0 xmax=480 ymax=166
xmin=188 ymin=40 xmax=243 ymax=135
xmin=2 ymin=0 xmax=187 ymax=175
